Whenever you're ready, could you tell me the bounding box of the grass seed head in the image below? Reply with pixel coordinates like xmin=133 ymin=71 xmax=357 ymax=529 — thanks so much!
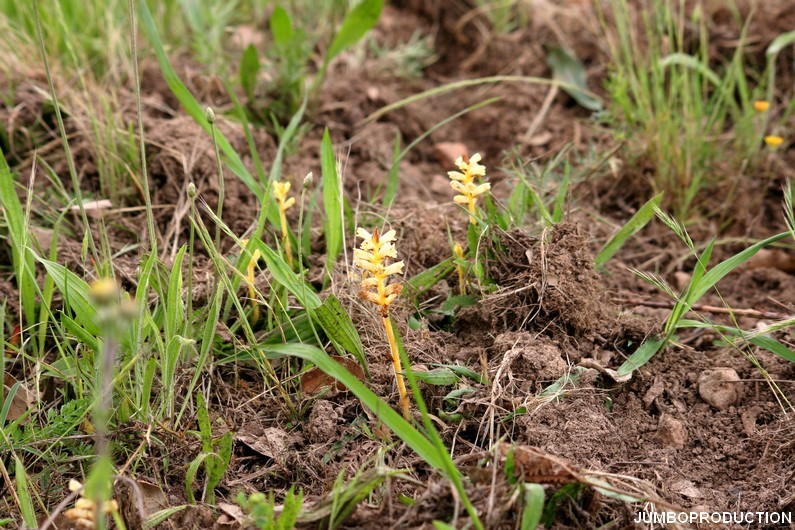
xmin=447 ymin=152 xmax=490 ymax=224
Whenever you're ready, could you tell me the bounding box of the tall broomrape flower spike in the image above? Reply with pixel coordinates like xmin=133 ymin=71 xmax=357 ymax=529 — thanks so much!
xmin=273 ymin=180 xmax=296 ymax=267
xmin=448 ymin=152 xmax=490 ymax=225
xmin=241 ymin=239 xmax=262 ymax=324
xmin=354 ymin=227 xmax=410 ymax=418
xmin=64 ymin=480 xmax=119 ymax=530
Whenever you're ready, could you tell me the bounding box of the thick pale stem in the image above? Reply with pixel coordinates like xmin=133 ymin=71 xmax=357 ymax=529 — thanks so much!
xmin=456 ymin=264 xmax=467 ymax=296
xmin=467 ymin=198 xmax=477 ymax=225
xmin=383 ymin=315 xmax=410 ymax=419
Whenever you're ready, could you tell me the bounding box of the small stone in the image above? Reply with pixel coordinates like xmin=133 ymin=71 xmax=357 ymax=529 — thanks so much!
xmin=657 ymin=415 xmax=686 ymax=448
xmin=433 ymin=142 xmax=468 ymax=168
xmin=698 ymin=368 xmax=742 ymax=411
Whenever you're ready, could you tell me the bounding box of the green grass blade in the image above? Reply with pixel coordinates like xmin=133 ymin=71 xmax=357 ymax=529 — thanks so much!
xmin=659 ymin=53 xmax=723 ymax=87
xmin=165 ymin=245 xmax=186 ymax=340
xmin=520 ymin=483 xmax=545 ymax=530
xmin=616 ymin=337 xmax=666 ymax=378
xmin=35 ymin=256 xmax=99 ymax=335
xmin=321 ymin=128 xmax=343 ymax=275
xmin=326 ymin=0 xmax=383 ymax=62
xmin=273 ymin=343 xmax=446 ymax=470
xmin=690 ymin=232 xmax=789 ymax=302
xmin=0 ymin=148 xmax=37 ymax=330
xmin=594 ymin=192 xmax=663 ymax=267
xmin=15 ymin=456 xmax=37 ymax=528
xmin=315 ymin=295 xmax=367 ymax=374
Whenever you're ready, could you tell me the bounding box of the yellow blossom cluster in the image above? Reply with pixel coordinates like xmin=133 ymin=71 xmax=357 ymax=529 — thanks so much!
xmin=447 ymin=153 xmax=491 ymax=225
xmin=64 ymin=480 xmax=118 ymax=530
xmin=273 ymin=180 xmax=296 ymax=266
xmin=354 ymin=227 xmax=404 ymax=317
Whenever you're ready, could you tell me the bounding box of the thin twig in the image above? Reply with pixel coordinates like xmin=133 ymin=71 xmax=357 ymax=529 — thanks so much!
xmin=614 ymin=298 xmax=792 ymax=320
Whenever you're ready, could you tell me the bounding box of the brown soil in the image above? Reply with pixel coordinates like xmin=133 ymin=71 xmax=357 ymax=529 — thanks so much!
xmin=1 ymin=1 xmax=794 ymax=529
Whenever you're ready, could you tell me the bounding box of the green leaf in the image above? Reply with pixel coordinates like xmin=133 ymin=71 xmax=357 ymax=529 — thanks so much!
xmin=766 ymin=30 xmax=795 ymax=57
xmin=196 ymin=393 xmax=212 ymax=453
xmin=546 ymin=47 xmax=602 ymax=111
xmin=406 ymin=257 xmax=455 ymax=296
xmin=269 ymin=6 xmax=294 ymax=46
xmin=315 ymin=295 xmax=367 ymax=373
xmin=0 ymin=147 xmax=36 ymax=329
xmin=321 ymin=128 xmax=343 ymax=274
xmin=659 ymin=53 xmax=723 ymax=87
xmin=240 ymin=44 xmax=260 ymax=101
xmin=520 ymin=483 xmax=545 ymax=530
xmin=616 ymin=337 xmax=666 ymax=378
xmin=327 ymin=0 xmax=384 ymax=62
xmin=413 ymin=367 xmax=460 ymax=386
xmin=594 ymin=193 xmax=663 ymax=267
xmin=36 ymin=256 xmax=99 ymax=335
xmin=165 ymin=245 xmax=186 ymax=340
xmin=439 ymin=294 xmax=477 ymax=316
xmin=15 ymin=457 xmax=37 ymax=528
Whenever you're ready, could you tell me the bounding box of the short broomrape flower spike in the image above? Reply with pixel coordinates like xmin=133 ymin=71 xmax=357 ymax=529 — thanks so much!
xmin=764 ymin=135 xmax=784 ymax=148
xmin=273 ymin=180 xmax=296 ymax=267
xmin=354 ymin=227 xmax=410 ymax=418
xmin=448 ymin=153 xmax=491 ymax=225
xmin=64 ymin=480 xmax=119 ymax=530
xmin=241 ymin=239 xmax=262 ymax=324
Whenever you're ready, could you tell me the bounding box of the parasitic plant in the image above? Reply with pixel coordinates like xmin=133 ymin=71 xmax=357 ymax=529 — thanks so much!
xmin=354 ymin=227 xmax=410 ymax=418
xmin=448 ymin=152 xmax=490 ymax=225
xmin=453 ymin=242 xmax=466 ymax=295
xmin=274 ymin=180 xmax=296 ymax=267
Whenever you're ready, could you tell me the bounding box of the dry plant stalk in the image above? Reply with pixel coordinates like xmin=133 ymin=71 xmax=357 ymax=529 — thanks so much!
xmin=354 ymin=227 xmax=410 ymax=418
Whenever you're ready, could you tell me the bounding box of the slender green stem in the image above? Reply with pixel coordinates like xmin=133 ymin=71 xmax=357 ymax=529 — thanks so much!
xmin=209 ymin=114 xmax=225 ymax=252
xmin=33 ymin=0 xmax=99 ymax=267
xmin=128 ymin=0 xmax=157 ymax=254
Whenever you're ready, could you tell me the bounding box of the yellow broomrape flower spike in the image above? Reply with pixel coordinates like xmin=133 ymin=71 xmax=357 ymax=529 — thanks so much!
xmin=447 ymin=153 xmax=490 ymax=225
xmin=355 ymin=227 xmax=410 ymax=418
xmin=241 ymin=239 xmax=262 ymax=324
xmin=764 ymin=135 xmax=784 ymax=148
xmin=64 ymin=480 xmax=119 ymax=530
xmin=273 ymin=180 xmax=295 ymax=267
xmin=753 ymin=100 xmax=770 ymax=112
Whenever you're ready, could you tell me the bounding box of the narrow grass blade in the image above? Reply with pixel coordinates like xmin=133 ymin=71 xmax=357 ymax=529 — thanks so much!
xmin=594 ymin=192 xmax=663 ymax=267
xmin=0 ymin=148 xmax=36 ymax=329
xmin=36 ymin=256 xmax=99 ymax=335
xmin=326 ymin=0 xmax=383 ymax=62
xmin=165 ymin=245 xmax=186 ymax=340
xmin=616 ymin=337 xmax=666 ymax=378
xmin=15 ymin=456 xmax=37 ymax=528
xmin=520 ymin=483 xmax=545 ymax=530
xmin=690 ymin=232 xmax=789 ymax=302
xmin=659 ymin=53 xmax=723 ymax=87
xmin=321 ymin=129 xmax=343 ymax=274
xmin=315 ymin=295 xmax=367 ymax=374
xmin=274 ymin=343 xmax=446 ymax=470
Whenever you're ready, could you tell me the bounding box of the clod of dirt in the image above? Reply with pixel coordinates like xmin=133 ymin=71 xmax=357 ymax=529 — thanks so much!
xmin=656 ymin=415 xmax=686 ymax=449
xmin=490 ymin=332 xmax=568 ymax=390
xmin=697 ymin=368 xmax=743 ymax=411
xmin=236 ymin=423 xmax=301 ymax=462
xmin=433 ymin=142 xmax=468 ymax=167
xmin=306 ymin=400 xmax=341 ymax=444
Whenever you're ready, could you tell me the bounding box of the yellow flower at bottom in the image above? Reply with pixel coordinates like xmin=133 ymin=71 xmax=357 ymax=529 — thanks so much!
xmin=754 ymin=100 xmax=770 ymax=112
xmin=764 ymin=135 xmax=784 ymax=148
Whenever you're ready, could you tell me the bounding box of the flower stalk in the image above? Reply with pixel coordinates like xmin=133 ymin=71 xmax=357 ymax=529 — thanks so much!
xmin=453 ymin=242 xmax=466 ymax=296
xmin=241 ymin=239 xmax=262 ymax=324
xmin=448 ymin=153 xmax=491 ymax=225
xmin=354 ymin=227 xmax=410 ymax=418
xmin=274 ymin=180 xmax=296 ymax=267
